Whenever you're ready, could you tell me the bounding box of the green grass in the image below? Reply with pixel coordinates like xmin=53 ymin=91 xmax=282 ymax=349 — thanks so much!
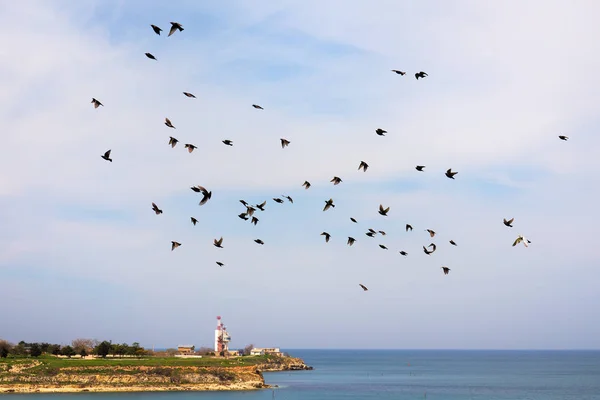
xmin=0 ymin=354 xmax=279 ymax=369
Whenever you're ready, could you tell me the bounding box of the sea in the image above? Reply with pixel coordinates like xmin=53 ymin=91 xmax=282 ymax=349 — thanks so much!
xmin=3 ymin=350 xmax=600 ymax=399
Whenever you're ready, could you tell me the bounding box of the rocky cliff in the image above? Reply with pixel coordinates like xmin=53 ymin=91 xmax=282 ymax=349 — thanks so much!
xmin=0 ymin=356 xmax=313 ymax=393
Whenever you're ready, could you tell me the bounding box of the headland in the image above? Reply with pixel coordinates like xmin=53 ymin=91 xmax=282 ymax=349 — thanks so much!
xmin=0 ymin=354 xmax=313 ymax=394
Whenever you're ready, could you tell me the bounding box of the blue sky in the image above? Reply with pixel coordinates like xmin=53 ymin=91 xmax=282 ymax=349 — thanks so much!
xmin=1 ymin=0 xmax=600 ymax=350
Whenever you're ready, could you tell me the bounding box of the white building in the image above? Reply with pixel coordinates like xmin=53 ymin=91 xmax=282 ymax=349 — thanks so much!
xmin=214 ymin=316 xmax=231 ymax=353
xmin=250 ymin=347 xmax=283 ymax=356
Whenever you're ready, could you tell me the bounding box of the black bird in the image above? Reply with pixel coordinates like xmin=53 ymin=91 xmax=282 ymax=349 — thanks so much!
xmin=378 ymin=230 xmax=386 ymax=236
xmin=379 ymin=244 xmax=388 ymax=250
xmin=191 ymin=217 xmax=198 ymax=226
xmin=559 ymin=135 xmax=569 ymax=141
xmin=192 ymin=185 xmax=212 ymax=206
xmin=391 ymin=70 xmax=406 ymax=75
xmin=321 ymin=232 xmax=331 ymax=243
xmin=151 ymin=202 xmax=163 ymax=215
xmin=238 ymin=213 xmax=249 ymax=220
xmin=347 ymin=237 xmax=356 ymax=246
xmin=222 ymin=140 xmax=233 ymax=146
xmin=445 ymin=169 xmax=458 ymax=179
xmin=415 ymin=71 xmax=428 ymax=80
xmin=503 ymin=218 xmax=514 ymax=227
xmin=216 ymin=261 xmax=224 ymax=267
xmin=283 ymin=195 xmax=293 ymax=203
xmin=183 ymin=92 xmax=196 ymax=98
xmin=145 ymin=52 xmax=157 ymax=60
xmin=91 ymin=98 xmax=103 ymax=108
xmin=302 ymin=181 xmax=311 ymax=189
xmin=378 ymin=204 xmax=390 ymax=216
xmin=168 ymin=22 xmax=184 ymax=37
xmin=366 ymin=232 xmax=375 ymax=237
xmin=399 ymin=251 xmax=408 ymax=256
xmin=350 ymin=217 xmax=358 ymax=223
xmin=251 ymin=216 xmax=259 ymax=225
xmin=184 ymin=144 xmax=197 ymax=153
xmin=254 ymin=239 xmax=264 ymax=245
xmin=406 ymin=224 xmax=413 ymax=232
xmin=101 ymin=149 xmax=112 ymax=162
xmin=359 ymin=284 xmax=368 ymax=291
xmin=323 ymin=198 xmax=335 ymax=211
xmin=240 ymin=200 xmax=248 ymax=207
xmin=150 ymin=24 xmax=162 ymax=35
xmin=252 ymin=104 xmax=264 ymax=110
xmin=256 ymin=201 xmax=267 ymax=211
xmin=164 ymin=118 xmax=175 ymax=128
xmin=416 ymin=165 xmax=425 ymax=171
xmin=280 ymin=138 xmax=291 ymax=148
xmin=449 ymin=240 xmax=457 ymax=246
xmin=426 ymin=229 xmax=436 ymax=238
xmin=213 ymin=237 xmax=224 ymax=248
xmin=358 ymin=161 xmax=369 ymax=172
xmin=331 ymin=176 xmax=342 ymax=185
xmin=273 ymin=198 xmax=284 ymax=203
xmin=376 ymin=128 xmax=387 ymax=136
xmin=171 ymin=241 xmax=181 ymax=251
xmin=168 ymin=136 xmax=179 ymax=148
xmin=441 ymin=266 xmax=451 ymax=275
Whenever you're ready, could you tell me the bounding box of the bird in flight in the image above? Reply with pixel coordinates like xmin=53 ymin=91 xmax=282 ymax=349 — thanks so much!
xmin=399 ymin=251 xmax=408 ymax=256
xmin=252 ymin=104 xmax=264 ymax=110
xmin=280 ymin=138 xmax=291 ymax=148
xmin=168 ymin=22 xmax=184 ymax=37
xmin=184 ymin=144 xmax=197 ymax=153
xmin=171 ymin=241 xmax=181 ymax=251
xmin=164 ymin=118 xmax=175 ymax=128
xmin=416 ymin=165 xmax=425 ymax=171
xmin=350 ymin=217 xmax=358 ymax=223
xmin=190 ymin=217 xmax=198 ymax=226
xmin=391 ymin=70 xmax=406 ymax=75
xmin=446 ymin=169 xmax=458 ymax=179
xmin=101 ymin=150 xmax=112 ymax=162
xmin=302 ymin=181 xmax=311 ymax=189
xmin=347 ymin=237 xmax=356 ymax=246
xmin=323 ymin=199 xmax=335 ymax=211
xmin=91 ymin=98 xmax=103 ymax=108
xmin=449 ymin=240 xmax=457 ymax=246
xmin=273 ymin=198 xmax=284 ymax=204
xmin=406 ymin=224 xmax=413 ymax=232
xmin=503 ymin=218 xmax=514 ymax=227
xmin=358 ymin=161 xmax=369 ymax=172
xmin=213 ymin=237 xmax=224 ymax=248
xmin=222 ymin=140 xmax=233 ymax=146
xmin=192 ymin=185 xmax=212 ymax=206
xmin=359 ymin=284 xmax=368 ymax=291
xmin=415 ymin=71 xmax=428 ymax=80
xmin=151 ymin=202 xmax=163 ymax=215
xmin=558 ymin=135 xmax=569 ymax=141
xmin=512 ymin=235 xmax=531 ymax=247
xmin=254 ymin=239 xmax=265 ymax=245
xmin=441 ymin=266 xmax=451 ymax=275
xmin=150 ymin=24 xmax=162 ymax=35
xmin=376 ymin=128 xmax=387 ymax=136
xmin=378 ymin=204 xmax=390 ymax=216
xmin=256 ymin=201 xmax=267 ymax=211
xmin=168 ymin=137 xmax=179 ymax=148
xmin=216 ymin=262 xmax=224 ymax=267
xmin=145 ymin=53 xmax=157 ymax=60
xmin=283 ymin=195 xmax=293 ymax=203
xmin=321 ymin=232 xmax=331 ymax=243
xmin=426 ymin=229 xmax=436 ymax=238
xmin=379 ymin=244 xmax=388 ymax=250
xmin=183 ymin=92 xmax=196 ymax=98
xmin=331 ymin=176 xmax=342 ymax=185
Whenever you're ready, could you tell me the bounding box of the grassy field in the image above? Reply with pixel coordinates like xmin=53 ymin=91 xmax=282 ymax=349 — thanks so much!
xmin=0 ymin=354 xmax=280 ymax=369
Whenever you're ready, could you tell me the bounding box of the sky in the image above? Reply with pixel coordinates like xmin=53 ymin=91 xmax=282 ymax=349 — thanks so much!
xmin=1 ymin=0 xmax=600 ymax=350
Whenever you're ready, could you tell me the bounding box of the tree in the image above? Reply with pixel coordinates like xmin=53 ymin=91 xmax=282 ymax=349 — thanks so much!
xmin=0 ymin=340 xmax=12 ymax=358
xmin=30 ymin=343 xmax=42 ymax=357
xmin=71 ymin=338 xmax=95 ymax=355
xmin=80 ymin=348 xmax=87 ymax=358
xmin=48 ymin=344 xmax=61 ymax=355
xmin=94 ymin=341 xmax=111 ymax=358
xmin=195 ymin=347 xmax=214 ymax=356
xmin=61 ymin=346 xmax=75 ymax=358
xmin=242 ymin=344 xmax=254 ymax=356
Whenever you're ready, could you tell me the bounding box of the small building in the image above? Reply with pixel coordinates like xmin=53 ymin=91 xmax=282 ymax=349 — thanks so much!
xmin=250 ymin=347 xmax=283 ymax=356
xmin=227 ymin=350 xmax=240 ymax=356
xmin=177 ymin=345 xmax=195 ymax=355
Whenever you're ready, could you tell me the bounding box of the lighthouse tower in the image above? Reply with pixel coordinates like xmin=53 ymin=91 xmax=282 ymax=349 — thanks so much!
xmin=214 ymin=316 xmax=231 ymax=354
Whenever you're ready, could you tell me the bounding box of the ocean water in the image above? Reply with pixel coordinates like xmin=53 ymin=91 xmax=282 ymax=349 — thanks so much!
xmin=3 ymin=350 xmax=600 ymax=399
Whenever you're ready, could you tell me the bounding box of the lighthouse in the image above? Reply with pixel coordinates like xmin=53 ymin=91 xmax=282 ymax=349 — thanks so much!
xmin=214 ymin=316 xmax=231 ymax=354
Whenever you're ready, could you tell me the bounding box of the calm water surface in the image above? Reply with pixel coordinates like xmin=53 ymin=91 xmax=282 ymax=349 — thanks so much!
xmin=3 ymin=350 xmax=600 ymax=400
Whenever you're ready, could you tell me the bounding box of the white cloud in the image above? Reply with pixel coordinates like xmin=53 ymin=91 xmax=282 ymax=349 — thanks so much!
xmin=1 ymin=0 xmax=599 ymax=349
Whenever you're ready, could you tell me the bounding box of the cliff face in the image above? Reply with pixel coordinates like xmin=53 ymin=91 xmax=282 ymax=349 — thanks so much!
xmin=257 ymin=356 xmax=314 ymax=372
xmin=1 ymin=364 xmax=266 ymax=393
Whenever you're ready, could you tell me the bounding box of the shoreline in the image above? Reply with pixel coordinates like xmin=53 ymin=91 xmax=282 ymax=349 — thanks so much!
xmin=1 ymin=356 xmax=312 ymax=394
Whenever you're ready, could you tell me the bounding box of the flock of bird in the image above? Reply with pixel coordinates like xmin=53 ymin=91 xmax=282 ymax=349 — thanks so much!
xmin=92 ymin=21 xmax=569 ymax=292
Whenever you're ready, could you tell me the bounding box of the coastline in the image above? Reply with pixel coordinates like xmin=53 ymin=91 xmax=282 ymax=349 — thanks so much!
xmin=0 ymin=356 xmax=312 ymax=394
